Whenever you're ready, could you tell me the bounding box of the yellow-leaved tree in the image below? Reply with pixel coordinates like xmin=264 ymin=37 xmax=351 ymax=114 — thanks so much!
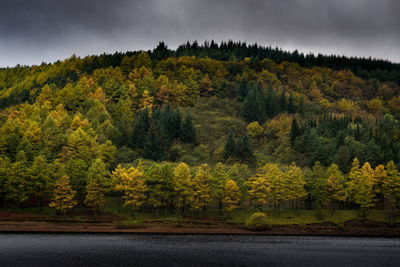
xmin=285 ymin=162 xmax=307 ymax=209
xmin=245 ymin=171 xmax=269 ymax=210
xmin=347 ymin=160 xmax=376 ymax=217
xmin=49 ymin=175 xmax=78 ymax=216
xmin=173 ymin=163 xmax=193 ymax=216
xmin=191 ymin=164 xmax=212 ymax=214
xmin=122 ymin=167 xmax=147 ymax=218
xmin=263 ymin=163 xmax=286 ymax=211
xmin=326 ymin=163 xmax=346 ymax=210
xmin=84 ymin=179 xmax=104 ymax=217
xmin=223 ymin=179 xmax=241 ymax=212
xmin=383 ymin=161 xmax=400 ymax=213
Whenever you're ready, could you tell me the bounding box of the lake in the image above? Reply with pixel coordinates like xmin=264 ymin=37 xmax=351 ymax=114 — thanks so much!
xmin=0 ymin=234 xmax=399 ymax=266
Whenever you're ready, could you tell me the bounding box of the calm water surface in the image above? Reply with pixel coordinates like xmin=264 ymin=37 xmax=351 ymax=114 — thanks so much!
xmin=0 ymin=234 xmax=399 ymax=266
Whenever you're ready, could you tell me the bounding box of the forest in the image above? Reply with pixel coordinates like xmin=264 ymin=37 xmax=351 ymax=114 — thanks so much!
xmin=1 ymin=41 xmax=400 ymax=223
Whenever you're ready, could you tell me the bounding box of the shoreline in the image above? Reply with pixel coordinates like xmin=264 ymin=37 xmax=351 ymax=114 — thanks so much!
xmin=1 ymin=221 xmax=400 ymax=237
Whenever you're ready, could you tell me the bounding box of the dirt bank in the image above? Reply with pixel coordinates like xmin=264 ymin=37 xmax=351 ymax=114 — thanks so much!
xmin=1 ymin=220 xmax=400 ymax=237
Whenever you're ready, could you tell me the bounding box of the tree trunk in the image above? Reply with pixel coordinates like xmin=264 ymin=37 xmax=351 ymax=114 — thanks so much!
xmin=219 ymin=198 xmax=223 ymax=215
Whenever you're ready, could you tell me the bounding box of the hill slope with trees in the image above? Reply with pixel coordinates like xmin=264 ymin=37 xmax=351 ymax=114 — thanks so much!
xmin=1 ymin=41 xmax=400 ymax=222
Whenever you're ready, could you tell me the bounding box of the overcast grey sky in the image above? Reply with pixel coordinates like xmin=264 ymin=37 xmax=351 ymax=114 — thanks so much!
xmin=0 ymin=0 xmax=399 ymax=67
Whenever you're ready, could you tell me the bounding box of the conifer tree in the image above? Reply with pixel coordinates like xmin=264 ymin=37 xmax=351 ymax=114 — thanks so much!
xmin=87 ymin=158 xmax=109 ymax=188
xmin=307 ymin=161 xmax=329 ymax=209
xmin=84 ymin=179 xmax=104 ymax=217
xmin=298 ymin=96 xmax=305 ymax=116
xmin=29 ymin=155 xmax=51 ymax=210
xmin=6 ymin=151 xmax=29 ymax=211
xmin=223 ymin=132 xmax=236 ymax=160
xmin=263 ymin=163 xmax=286 ymax=211
xmin=237 ymin=78 xmax=248 ymax=102
xmin=383 ymin=161 xmax=400 ymax=211
xmin=245 ymin=171 xmax=269 ymax=210
xmin=236 ymin=134 xmax=254 ymax=162
xmin=347 ymin=160 xmax=376 ymax=216
xmin=286 ymin=162 xmax=306 ymax=208
xmin=326 ymin=163 xmax=346 ymax=210
xmin=49 ymin=175 xmax=78 ymax=216
xmin=0 ymin=157 xmax=10 ymax=207
xmin=173 ymin=163 xmax=193 ymax=215
xmin=223 ymin=179 xmax=241 ymax=212
xmin=191 ymin=164 xmax=212 ymax=214
xmin=144 ymin=122 xmax=166 ymax=161
xmin=279 ymin=90 xmax=287 ymax=112
xmin=290 ymin=118 xmax=300 ymax=145
xmin=288 ymin=93 xmax=296 ymax=114
xmin=130 ymin=108 xmax=150 ymax=149
xmin=122 ymin=167 xmax=147 ymax=218
xmin=180 ymin=113 xmax=197 ymax=144
xmin=242 ymin=89 xmax=265 ymax=123
xmin=211 ymin=163 xmax=228 ymax=214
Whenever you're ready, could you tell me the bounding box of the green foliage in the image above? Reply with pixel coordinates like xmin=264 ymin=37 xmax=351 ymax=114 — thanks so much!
xmin=245 ymin=212 xmax=271 ymax=231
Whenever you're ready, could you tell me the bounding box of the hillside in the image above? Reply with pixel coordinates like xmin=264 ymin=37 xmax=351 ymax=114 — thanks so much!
xmin=0 ymin=41 xmax=400 ymax=222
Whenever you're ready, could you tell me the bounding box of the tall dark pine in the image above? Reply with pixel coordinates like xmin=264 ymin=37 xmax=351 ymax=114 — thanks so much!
xmin=236 ymin=134 xmax=254 ymax=162
xmin=290 ymin=118 xmax=300 ymax=145
xmin=130 ymin=108 xmax=150 ymax=149
xmin=298 ymin=96 xmax=305 ymax=116
xmin=223 ymin=132 xmax=236 ymax=160
xmin=288 ymin=93 xmax=296 ymax=114
xmin=279 ymin=90 xmax=287 ymax=113
xmin=144 ymin=122 xmax=166 ymax=161
xmin=180 ymin=113 xmax=197 ymax=145
xmin=242 ymin=89 xmax=265 ymax=123
xmin=237 ymin=78 xmax=248 ymax=102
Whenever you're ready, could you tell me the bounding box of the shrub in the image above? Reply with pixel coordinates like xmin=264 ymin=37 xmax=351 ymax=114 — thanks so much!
xmin=245 ymin=212 xmax=271 ymax=231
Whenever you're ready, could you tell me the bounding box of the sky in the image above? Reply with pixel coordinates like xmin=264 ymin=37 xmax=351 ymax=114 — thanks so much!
xmin=0 ymin=0 xmax=399 ymax=67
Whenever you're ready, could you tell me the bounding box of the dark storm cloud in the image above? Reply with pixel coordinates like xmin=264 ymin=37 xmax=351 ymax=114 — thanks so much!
xmin=0 ymin=0 xmax=399 ymax=67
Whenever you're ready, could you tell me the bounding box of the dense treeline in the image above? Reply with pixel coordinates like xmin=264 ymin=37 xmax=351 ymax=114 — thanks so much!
xmin=1 ymin=40 xmax=400 ymax=216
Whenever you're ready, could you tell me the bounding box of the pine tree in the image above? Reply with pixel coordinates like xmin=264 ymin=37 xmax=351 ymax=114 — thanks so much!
xmin=223 ymin=179 xmax=241 ymax=212
xmin=180 ymin=113 xmax=197 ymax=144
xmin=29 ymin=155 xmax=51 ymax=210
xmin=237 ymin=78 xmax=248 ymax=102
xmin=298 ymin=96 xmax=305 ymax=116
xmin=49 ymin=175 xmax=78 ymax=216
xmin=84 ymin=179 xmax=104 ymax=217
xmin=383 ymin=161 xmax=400 ymax=211
xmin=288 ymin=93 xmax=296 ymax=114
xmin=6 ymin=151 xmax=29 ymax=211
xmin=144 ymin=122 xmax=166 ymax=161
xmin=263 ymin=163 xmax=287 ymax=211
xmin=191 ymin=164 xmax=212 ymax=214
xmin=173 ymin=163 xmax=193 ymax=215
xmin=326 ymin=163 xmax=346 ymax=210
xmin=87 ymin=158 xmax=109 ymax=188
xmin=307 ymin=161 xmax=329 ymax=209
xmin=279 ymin=90 xmax=287 ymax=112
xmin=347 ymin=160 xmax=376 ymax=216
xmin=236 ymin=134 xmax=254 ymax=162
xmin=245 ymin=171 xmax=269 ymax=210
xmin=286 ymin=162 xmax=306 ymax=208
xmin=290 ymin=118 xmax=300 ymax=145
xmin=130 ymin=108 xmax=150 ymax=149
xmin=242 ymin=89 xmax=265 ymax=123
xmin=211 ymin=163 xmax=228 ymax=214
xmin=223 ymin=132 xmax=236 ymax=160
xmin=122 ymin=167 xmax=147 ymax=218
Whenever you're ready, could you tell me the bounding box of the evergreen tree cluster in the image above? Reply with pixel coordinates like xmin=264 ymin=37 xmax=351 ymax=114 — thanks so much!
xmin=290 ymin=114 xmax=400 ymax=171
xmin=223 ymin=133 xmax=254 ymax=162
xmin=242 ymin=81 xmax=300 ymax=124
xmin=130 ymin=104 xmax=197 ymax=161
